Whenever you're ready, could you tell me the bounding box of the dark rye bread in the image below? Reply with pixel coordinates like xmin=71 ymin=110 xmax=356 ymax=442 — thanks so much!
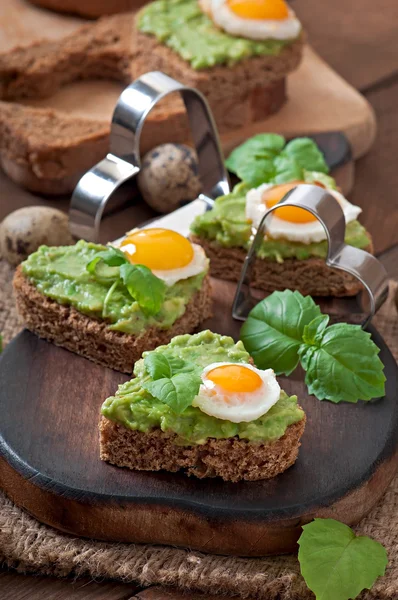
xmin=191 ymin=235 xmax=374 ymax=297
xmin=99 ymin=413 xmax=306 ymax=482
xmin=13 ymin=267 xmax=213 ymax=373
xmin=28 ymin=0 xmax=147 ymax=18
xmin=0 ymin=102 xmax=109 ymax=194
xmin=0 ymin=14 xmax=134 ymax=102
xmin=133 ymin=27 xmax=303 ymax=109
xmin=0 ymin=11 xmax=285 ymax=194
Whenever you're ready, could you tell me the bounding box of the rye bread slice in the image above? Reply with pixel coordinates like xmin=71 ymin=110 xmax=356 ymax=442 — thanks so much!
xmin=132 ymin=28 xmax=303 ymax=109
xmin=0 ymin=11 xmax=289 ymax=194
xmin=13 ymin=267 xmax=213 ymax=373
xmin=99 ymin=413 xmax=306 ymax=482
xmin=190 ymin=235 xmax=374 ymax=297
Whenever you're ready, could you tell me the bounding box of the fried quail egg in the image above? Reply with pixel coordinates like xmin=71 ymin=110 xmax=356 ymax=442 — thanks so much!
xmin=245 ymin=181 xmax=362 ymax=244
xmin=192 ymin=362 xmax=281 ymax=422
xmin=119 ymin=228 xmax=208 ymax=286
xmin=200 ymin=0 xmax=301 ymax=41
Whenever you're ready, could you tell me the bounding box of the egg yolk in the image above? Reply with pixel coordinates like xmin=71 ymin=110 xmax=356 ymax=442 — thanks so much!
xmin=120 ymin=228 xmax=194 ymax=271
xmin=206 ymin=364 xmax=263 ymax=393
xmin=227 ymin=0 xmax=289 ymax=20
xmin=262 ymin=181 xmax=326 ymax=223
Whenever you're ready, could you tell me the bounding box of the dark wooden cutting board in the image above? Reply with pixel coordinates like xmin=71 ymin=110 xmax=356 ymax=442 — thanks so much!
xmin=0 ymin=279 xmax=397 ymax=556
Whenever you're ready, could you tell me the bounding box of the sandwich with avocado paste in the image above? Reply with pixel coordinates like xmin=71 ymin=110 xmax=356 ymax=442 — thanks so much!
xmin=13 ymin=229 xmax=212 ymax=373
xmin=100 ymin=330 xmax=305 ymax=481
xmin=190 ymin=135 xmax=372 ymax=297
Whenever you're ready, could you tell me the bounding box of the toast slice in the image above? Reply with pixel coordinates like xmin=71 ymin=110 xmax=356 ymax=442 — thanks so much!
xmin=191 ymin=235 xmax=373 ymax=297
xmin=13 ymin=267 xmax=212 ymax=373
xmin=99 ymin=414 xmax=306 ymax=482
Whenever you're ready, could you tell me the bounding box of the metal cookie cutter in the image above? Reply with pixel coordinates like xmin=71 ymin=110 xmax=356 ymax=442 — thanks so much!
xmin=69 ymin=71 xmax=230 ymax=241
xmin=232 ymin=184 xmax=389 ymax=328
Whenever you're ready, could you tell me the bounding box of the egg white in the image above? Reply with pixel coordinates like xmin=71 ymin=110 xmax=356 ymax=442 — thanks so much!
xmin=207 ymin=0 xmax=301 ymax=41
xmin=245 ymin=183 xmax=362 ymax=244
xmin=118 ymin=238 xmax=208 ymax=287
xmin=192 ymin=362 xmax=281 ymax=423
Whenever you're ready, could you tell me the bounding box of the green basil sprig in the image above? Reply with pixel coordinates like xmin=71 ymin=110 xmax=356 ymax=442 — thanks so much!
xmin=225 ymin=134 xmax=330 ymax=189
xmin=86 ymin=246 xmax=166 ymax=317
xmin=142 ymin=353 xmax=201 ymax=415
xmin=298 ymin=519 xmax=388 ymax=600
xmin=240 ymin=290 xmax=386 ymax=403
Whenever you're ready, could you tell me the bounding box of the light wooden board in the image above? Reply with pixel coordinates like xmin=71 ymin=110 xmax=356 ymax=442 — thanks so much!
xmin=0 ymin=1 xmax=376 ymax=159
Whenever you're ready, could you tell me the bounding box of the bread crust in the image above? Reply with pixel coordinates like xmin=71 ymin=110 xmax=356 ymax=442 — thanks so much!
xmin=99 ymin=413 xmax=306 ymax=482
xmin=13 ymin=267 xmax=213 ymax=373
xmin=190 ymin=235 xmax=373 ymax=297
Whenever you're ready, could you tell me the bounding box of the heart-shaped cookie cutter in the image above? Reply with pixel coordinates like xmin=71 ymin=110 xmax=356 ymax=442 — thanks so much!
xmin=69 ymin=71 xmax=230 ymax=241
xmin=232 ymin=184 xmax=389 ymax=328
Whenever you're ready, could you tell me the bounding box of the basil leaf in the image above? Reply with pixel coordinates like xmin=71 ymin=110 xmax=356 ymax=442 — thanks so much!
xmin=86 ymin=247 xmax=127 ymax=274
xmin=143 ymin=372 xmax=202 ymax=415
xmin=298 ymin=518 xmax=388 ymax=600
xmin=240 ymin=290 xmax=322 ymax=375
xmin=302 ymin=314 xmax=329 ymax=345
xmin=119 ymin=263 xmax=166 ymax=316
xmin=226 ymin=134 xmax=285 ymax=174
xmin=304 ymin=170 xmax=337 ymax=190
xmin=283 ymin=138 xmax=329 ymax=174
xmin=236 ymin=157 xmax=275 ymax=188
xmin=298 ymin=323 xmax=386 ymax=402
xmin=144 ymin=353 xmax=190 ymax=380
xmin=272 ymin=155 xmax=303 ymax=184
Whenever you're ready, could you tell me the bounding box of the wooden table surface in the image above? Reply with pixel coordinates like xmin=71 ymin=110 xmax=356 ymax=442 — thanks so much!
xmin=1 ymin=0 xmax=398 ymax=597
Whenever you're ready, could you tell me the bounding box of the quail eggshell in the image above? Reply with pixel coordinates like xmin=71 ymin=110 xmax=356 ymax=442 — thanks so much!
xmin=0 ymin=206 xmax=74 ymax=266
xmin=137 ymin=143 xmax=202 ymax=213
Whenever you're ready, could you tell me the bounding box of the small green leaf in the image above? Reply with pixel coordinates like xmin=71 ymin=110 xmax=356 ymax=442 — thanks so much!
xmin=236 ymin=157 xmax=275 ymax=188
xmin=304 ymin=170 xmax=337 ymax=190
xmin=271 ymin=155 xmax=303 ymax=184
xmin=302 ymin=314 xmax=329 ymax=345
xmin=144 ymin=353 xmax=188 ymax=380
xmin=240 ymin=290 xmax=322 ymax=375
xmin=225 ymin=134 xmax=285 ymax=174
xmin=86 ymin=246 xmax=127 ymax=274
xmin=298 ymin=323 xmax=386 ymax=402
xmin=143 ymin=372 xmax=202 ymax=415
xmin=298 ymin=518 xmax=388 ymax=600
xmin=120 ymin=263 xmax=166 ymax=316
xmin=283 ymin=138 xmax=329 ymax=174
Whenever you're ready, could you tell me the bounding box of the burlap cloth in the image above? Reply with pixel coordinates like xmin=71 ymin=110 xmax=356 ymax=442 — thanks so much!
xmin=0 ymin=258 xmax=397 ymax=599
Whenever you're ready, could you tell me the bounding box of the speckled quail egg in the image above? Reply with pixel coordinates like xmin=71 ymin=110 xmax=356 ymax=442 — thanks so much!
xmin=0 ymin=206 xmax=74 ymax=266
xmin=137 ymin=144 xmax=202 ymax=213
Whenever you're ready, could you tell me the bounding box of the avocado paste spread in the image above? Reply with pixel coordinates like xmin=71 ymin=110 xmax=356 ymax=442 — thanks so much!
xmin=22 ymin=241 xmax=207 ymax=335
xmin=191 ymin=186 xmax=371 ymax=262
xmin=138 ymin=0 xmax=299 ymax=70
xmin=102 ymin=330 xmax=304 ymax=445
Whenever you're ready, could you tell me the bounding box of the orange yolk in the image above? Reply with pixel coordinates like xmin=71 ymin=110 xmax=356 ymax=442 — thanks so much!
xmin=227 ymin=0 xmax=289 ymax=20
xmin=206 ymin=365 xmax=263 ymax=393
xmin=120 ymin=228 xmax=194 ymax=271
xmin=262 ymin=181 xmax=326 ymax=224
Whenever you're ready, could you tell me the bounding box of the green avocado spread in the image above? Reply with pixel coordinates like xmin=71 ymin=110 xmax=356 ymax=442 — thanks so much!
xmin=102 ymin=330 xmax=304 ymax=445
xmin=21 ymin=241 xmax=207 ymax=334
xmin=190 ymin=185 xmax=371 ymax=262
xmin=137 ymin=0 xmax=299 ymax=70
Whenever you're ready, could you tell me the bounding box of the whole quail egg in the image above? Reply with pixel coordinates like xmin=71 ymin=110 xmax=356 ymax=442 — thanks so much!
xmin=137 ymin=144 xmax=202 ymax=213
xmin=0 ymin=206 xmax=74 ymax=266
